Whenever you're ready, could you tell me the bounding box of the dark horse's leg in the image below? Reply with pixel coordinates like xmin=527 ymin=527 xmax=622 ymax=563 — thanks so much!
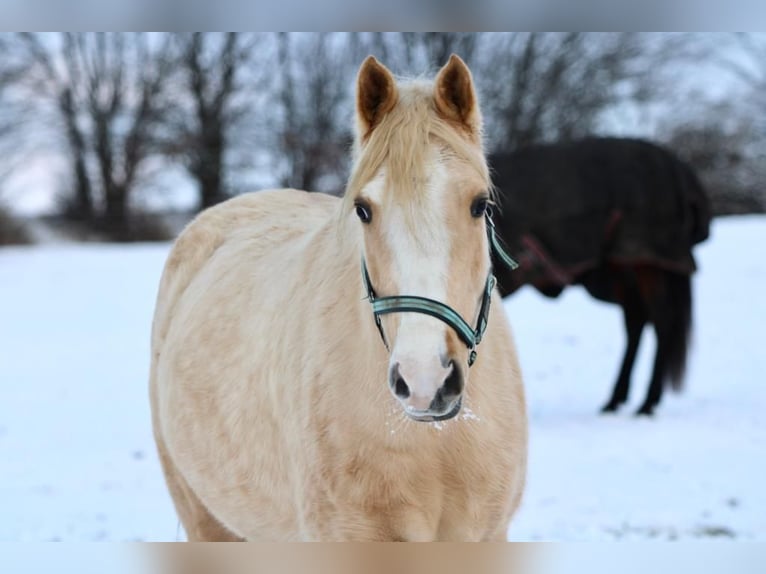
xmin=601 ymin=286 xmax=647 ymax=413
xmin=580 ymin=267 xmax=648 ymax=414
xmin=580 ymin=266 xmax=691 ymax=416
xmin=636 ymin=313 xmax=671 ymax=416
xmin=635 ymin=270 xmax=692 ymax=416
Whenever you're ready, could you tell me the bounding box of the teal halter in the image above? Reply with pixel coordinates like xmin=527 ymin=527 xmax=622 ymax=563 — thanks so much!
xmin=361 ymin=213 xmax=518 ymax=367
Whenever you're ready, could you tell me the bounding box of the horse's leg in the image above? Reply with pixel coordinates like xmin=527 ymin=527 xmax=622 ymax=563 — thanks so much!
xmin=635 ymin=320 xmax=670 ymax=416
xmin=636 ymin=270 xmax=681 ymax=416
xmin=155 ymin=434 xmax=243 ymax=542
xmin=601 ymin=280 xmax=647 ymax=413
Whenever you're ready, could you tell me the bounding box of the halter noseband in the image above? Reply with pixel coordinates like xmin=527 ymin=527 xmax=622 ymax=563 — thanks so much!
xmin=361 ymin=213 xmax=518 ymax=367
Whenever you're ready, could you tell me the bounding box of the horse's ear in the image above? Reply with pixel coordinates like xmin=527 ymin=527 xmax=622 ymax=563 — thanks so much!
xmin=434 ymin=54 xmax=481 ymax=137
xmin=356 ymin=56 xmax=398 ymax=139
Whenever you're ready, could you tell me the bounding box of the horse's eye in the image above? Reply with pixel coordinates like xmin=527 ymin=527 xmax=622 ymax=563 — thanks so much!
xmin=471 ymin=197 xmax=489 ymax=218
xmin=355 ymin=203 xmax=372 ymax=224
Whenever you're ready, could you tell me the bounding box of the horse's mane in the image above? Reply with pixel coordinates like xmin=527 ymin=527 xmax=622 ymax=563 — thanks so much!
xmin=342 ymin=79 xmax=492 ymax=217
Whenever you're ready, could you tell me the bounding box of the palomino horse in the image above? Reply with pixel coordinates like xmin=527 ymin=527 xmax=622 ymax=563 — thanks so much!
xmin=150 ymin=55 xmax=527 ymax=541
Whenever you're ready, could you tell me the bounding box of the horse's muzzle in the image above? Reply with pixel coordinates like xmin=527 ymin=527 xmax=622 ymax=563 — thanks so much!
xmin=390 ymin=359 xmax=464 ymax=422
xmin=404 ymin=396 xmax=462 ymax=423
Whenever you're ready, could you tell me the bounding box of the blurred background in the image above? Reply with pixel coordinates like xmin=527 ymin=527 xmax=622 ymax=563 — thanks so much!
xmin=0 ymin=33 xmax=764 ymax=542
xmin=0 ymin=32 xmax=764 ymax=243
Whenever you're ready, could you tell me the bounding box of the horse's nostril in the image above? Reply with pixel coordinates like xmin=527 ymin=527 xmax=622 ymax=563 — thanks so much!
xmin=389 ymin=362 xmax=411 ymax=399
xmin=394 ymin=376 xmax=410 ymax=399
xmin=441 ymin=360 xmax=463 ymax=399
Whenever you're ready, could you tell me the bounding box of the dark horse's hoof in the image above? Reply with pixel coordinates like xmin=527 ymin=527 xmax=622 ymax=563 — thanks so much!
xmin=635 ymin=405 xmax=656 ymax=417
xmin=600 ymin=402 xmax=621 ymax=414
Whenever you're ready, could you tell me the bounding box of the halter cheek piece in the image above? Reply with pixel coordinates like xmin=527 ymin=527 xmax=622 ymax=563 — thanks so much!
xmin=361 ymin=213 xmax=519 ymax=367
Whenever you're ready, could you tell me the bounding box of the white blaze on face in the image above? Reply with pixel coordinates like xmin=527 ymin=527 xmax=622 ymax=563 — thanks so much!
xmin=364 ymin=157 xmax=454 ymax=410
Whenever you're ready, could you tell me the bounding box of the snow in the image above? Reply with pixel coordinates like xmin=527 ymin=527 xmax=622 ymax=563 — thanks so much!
xmin=506 ymin=215 xmax=766 ymax=541
xmin=0 ymin=216 xmax=764 ymax=542
xmin=0 ymin=544 xmax=137 ymax=574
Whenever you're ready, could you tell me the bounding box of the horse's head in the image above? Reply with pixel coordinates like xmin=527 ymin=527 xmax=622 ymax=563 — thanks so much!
xmin=345 ymin=55 xmax=495 ymax=422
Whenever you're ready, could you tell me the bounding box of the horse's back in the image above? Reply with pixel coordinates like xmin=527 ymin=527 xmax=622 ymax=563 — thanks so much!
xmin=151 ymin=189 xmax=338 ymax=349
xmin=490 ymin=138 xmax=709 ymax=275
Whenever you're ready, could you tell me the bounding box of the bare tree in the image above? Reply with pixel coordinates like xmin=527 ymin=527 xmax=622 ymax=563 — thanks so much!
xmin=339 ymin=33 xmax=650 ymax=152
xmin=660 ymin=34 xmax=766 ymax=216
xmin=167 ymin=33 xmax=259 ymax=210
xmin=12 ymin=33 xmax=175 ymax=237
xmin=0 ymin=36 xmax=33 ymax=243
xmin=16 ymin=33 xmax=95 ymax=220
xmin=354 ymin=32 xmax=478 ymax=75
xmin=716 ymin=33 xmax=766 ymax=138
xmin=717 ymin=33 xmax=766 ymax=94
xmin=398 ymin=33 xmax=478 ymax=73
xmin=72 ymin=33 xmax=174 ymax=233
xmin=665 ymin=113 xmax=766 ymax=215
xmin=478 ymin=33 xmax=647 ymax=151
xmin=655 ymin=34 xmax=766 ymax=216
xmin=269 ymin=33 xmax=355 ymax=193
xmin=0 ymin=37 xmax=25 ymax=188
xmin=4 ymin=32 xmax=758 ymax=240
xmin=263 ymin=33 xmax=482 ymax=194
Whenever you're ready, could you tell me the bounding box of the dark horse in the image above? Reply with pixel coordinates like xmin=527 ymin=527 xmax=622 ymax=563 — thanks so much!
xmin=489 ymin=137 xmax=711 ymax=416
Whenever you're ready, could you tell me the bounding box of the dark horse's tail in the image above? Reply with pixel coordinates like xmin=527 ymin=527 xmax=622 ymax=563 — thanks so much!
xmin=663 ymin=153 xmax=708 ymax=392
xmin=664 ymin=272 xmax=693 ymax=392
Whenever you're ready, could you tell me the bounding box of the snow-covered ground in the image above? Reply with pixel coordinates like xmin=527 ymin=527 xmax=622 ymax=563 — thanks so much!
xmin=0 ymin=216 xmax=764 ymax=542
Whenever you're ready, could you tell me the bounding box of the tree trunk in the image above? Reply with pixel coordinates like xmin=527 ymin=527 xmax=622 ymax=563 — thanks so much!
xmin=60 ymin=89 xmax=93 ymax=220
xmin=103 ymin=182 xmax=129 ymax=238
xmin=198 ymin=162 xmax=223 ymax=210
xmin=193 ymin=122 xmax=226 ymax=210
